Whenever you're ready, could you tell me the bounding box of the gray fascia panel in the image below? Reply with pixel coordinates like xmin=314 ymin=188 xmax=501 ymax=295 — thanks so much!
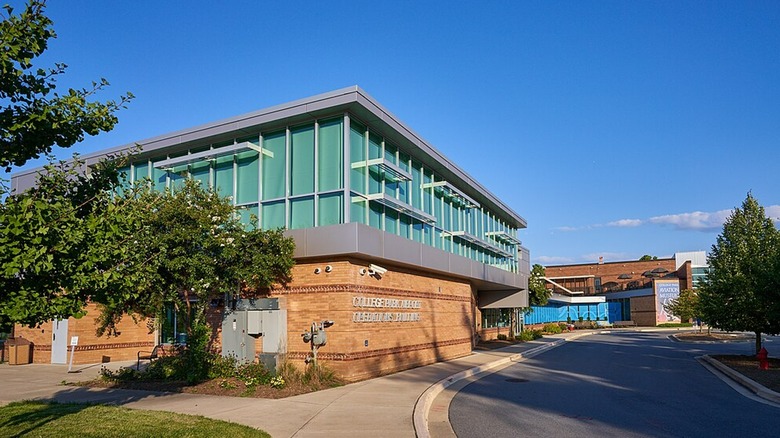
xmin=285 ymin=222 xmax=527 ymax=292
xmin=479 ymin=290 xmax=529 ymax=309
xmin=10 ymin=86 xmax=526 ymax=228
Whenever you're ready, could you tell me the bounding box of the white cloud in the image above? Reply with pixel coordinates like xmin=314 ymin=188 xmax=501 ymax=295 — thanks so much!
xmin=535 ymin=255 xmax=575 ymax=265
xmin=580 ymin=252 xmax=632 ymax=263
xmin=554 ymin=226 xmax=581 ymax=232
xmin=606 ymin=219 xmax=643 ymax=228
xmin=551 ymin=205 xmax=780 ymax=234
xmin=767 ymin=205 xmax=780 ymax=223
xmin=648 ymin=209 xmax=732 ymax=231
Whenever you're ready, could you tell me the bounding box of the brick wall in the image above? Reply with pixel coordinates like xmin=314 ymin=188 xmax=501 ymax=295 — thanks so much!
xmin=630 ymin=295 xmax=657 ymax=326
xmin=13 ymin=303 xmax=155 ymax=364
xmin=545 ymin=258 xmax=679 ymax=295
xmin=271 ymin=258 xmax=475 ymax=381
xmin=10 ymin=258 xmax=481 ymax=380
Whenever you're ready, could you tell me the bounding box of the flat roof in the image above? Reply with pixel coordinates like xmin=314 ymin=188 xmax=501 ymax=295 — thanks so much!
xmin=12 ymin=86 xmax=526 ymax=229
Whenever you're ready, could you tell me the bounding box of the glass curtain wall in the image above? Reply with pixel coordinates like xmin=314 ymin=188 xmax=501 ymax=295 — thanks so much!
xmin=346 ymin=116 xmax=520 ymax=273
xmin=121 ymin=113 xmax=520 ymax=273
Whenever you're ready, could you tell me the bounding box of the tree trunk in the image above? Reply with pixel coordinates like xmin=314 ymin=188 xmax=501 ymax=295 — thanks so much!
xmin=755 ymin=331 xmax=762 ymax=355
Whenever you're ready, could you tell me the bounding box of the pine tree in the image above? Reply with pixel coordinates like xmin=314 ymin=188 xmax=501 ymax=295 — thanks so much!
xmin=698 ymin=193 xmax=780 ymax=353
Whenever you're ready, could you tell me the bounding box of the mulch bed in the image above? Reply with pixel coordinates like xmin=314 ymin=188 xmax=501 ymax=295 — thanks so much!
xmin=474 ymin=339 xmax=524 ymax=351
xmin=711 ymin=355 xmax=780 ymax=394
xmin=674 ymin=332 xmax=756 ymax=343
xmin=77 ymin=377 xmax=335 ymax=399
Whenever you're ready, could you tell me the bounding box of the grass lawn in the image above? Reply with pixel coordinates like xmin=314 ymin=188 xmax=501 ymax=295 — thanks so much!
xmin=0 ymin=401 xmax=269 ymax=437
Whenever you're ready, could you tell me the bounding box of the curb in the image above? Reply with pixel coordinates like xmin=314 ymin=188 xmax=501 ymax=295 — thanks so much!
xmin=412 ymin=332 xmax=593 ymax=438
xmin=699 ymin=355 xmax=780 ymax=405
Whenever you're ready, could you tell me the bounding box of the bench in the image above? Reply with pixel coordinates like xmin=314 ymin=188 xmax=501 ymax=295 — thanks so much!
xmin=137 ymin=345 xmax=163 ymax=370
xmin=613 ymin=321 xmax=637 ymax=328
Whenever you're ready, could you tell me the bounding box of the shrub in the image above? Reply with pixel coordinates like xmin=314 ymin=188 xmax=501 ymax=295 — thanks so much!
xmin=517 ymin=331 xmax=535 ymax=342
xmin=208 ymin=354 xmax=239 ymax=379
xmin=558 ymin=322 xmax=569 ymax=331
xmin=497 ymin=334 xmax=508 ymax=341
xmin=657 ymin=322 xmax=694 ymax=328
xmin=543 ymin=323 xmax=562 ymax=334
xmin=236 ymin=362 xmax=272 ymax=387
xmin=532 ymin=330 xmax=544 ymax=339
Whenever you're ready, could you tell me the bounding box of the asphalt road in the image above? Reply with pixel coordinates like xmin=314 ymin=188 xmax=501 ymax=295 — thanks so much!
xmin=450 ymin=331 xmax=780 ymax=437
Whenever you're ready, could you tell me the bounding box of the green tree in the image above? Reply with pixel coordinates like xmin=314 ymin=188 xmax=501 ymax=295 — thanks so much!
xmin=0 ymin=155 xmax=139 ymax=327
xmin=97 ymin=180 xmax=295 ymax=382
xmin=0 ymin=0 xmax=132 ymax=171
xmin=639 ymin=255 xmax=658 ymax=261
xmin=528 ymin=264 xmax=550 ymax=306
xmin=698 ymin=193 xmax=780 ymax=353
xmin=0 ymin=0 xmax=132 ymax=330
xmin=663 ymin=288 xmax=700 ymax=322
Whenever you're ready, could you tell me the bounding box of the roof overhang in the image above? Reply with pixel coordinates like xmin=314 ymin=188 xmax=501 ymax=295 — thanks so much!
xmin=286 ymin=222 xmax=528 ymax=292
xmin=548 ymin=293 xmax=606 ymax=304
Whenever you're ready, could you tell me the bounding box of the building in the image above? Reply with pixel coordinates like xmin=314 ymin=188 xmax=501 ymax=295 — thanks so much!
xmin=10 ymin=87 xmax=530 ymax=380
xmin=541 ymin=251 xmax=707 ymax=326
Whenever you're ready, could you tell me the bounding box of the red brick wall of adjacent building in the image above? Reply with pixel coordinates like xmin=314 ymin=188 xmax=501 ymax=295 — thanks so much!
xmin=13 ymin=303 xmax=155 ymax=364
xmin=545 ymin=258 xmax=679 ymax=295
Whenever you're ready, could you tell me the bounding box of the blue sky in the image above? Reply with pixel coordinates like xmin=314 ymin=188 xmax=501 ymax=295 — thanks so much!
xmin=9 ymin=1 xmax=780 ymax=265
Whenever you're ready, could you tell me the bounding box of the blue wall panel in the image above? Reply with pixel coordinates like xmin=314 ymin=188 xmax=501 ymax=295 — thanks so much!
xmin=524 ymin=302 xmax=616 ymax=325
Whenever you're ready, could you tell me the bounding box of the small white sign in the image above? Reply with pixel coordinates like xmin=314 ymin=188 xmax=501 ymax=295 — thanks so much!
xmin=70 ymin=336 xmax=79 ymax=346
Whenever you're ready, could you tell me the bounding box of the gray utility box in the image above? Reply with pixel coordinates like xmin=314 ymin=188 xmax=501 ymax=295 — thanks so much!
xmin=222 ymin=298 xmax=286 ymax=365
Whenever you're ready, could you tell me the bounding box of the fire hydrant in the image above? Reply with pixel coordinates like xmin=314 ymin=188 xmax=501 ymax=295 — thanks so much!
xmin=757 ymin=347 xmax=769 ymax=370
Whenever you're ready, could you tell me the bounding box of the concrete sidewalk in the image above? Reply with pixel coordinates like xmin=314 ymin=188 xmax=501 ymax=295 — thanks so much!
xmin=0 ymin=332 xmax=589 ymax=437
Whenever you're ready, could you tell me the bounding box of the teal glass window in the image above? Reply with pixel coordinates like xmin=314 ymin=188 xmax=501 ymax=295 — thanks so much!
xmin=133 ymin=161 xmax=149 ymax=185
xmin=236 ymin=151 xmax=259 ymax=204
xmin=482 ymin=308 xmax=511 ymax=328
xmin=238 ymin=205 xmax=259 ymax=229
xmin=318 ymin=193 xmax=343 ymax=226
xmin=384 ymin=142 xmax=397 ymax=164
xmin=169 ymin=167 xmax=186 ymax=192
xmin=151 ymin=159 xmax=167 ymax=192
xmin=385 ymin=208 xmax=398 ymax=235
xmin=290 ymin=196 xmax=314 ymax=229
xmin=422 ymin=170 xmax=432 ymax=214
xmin=116 ymin=165 xmax=131 ymax=196
xmin=160 ymin=303 xmax=188 ymax=344
xmin=368 ymin=132 xmax=382 ymax=160
xmin=412 ymin=220 xmax=423 ymax=242
xmin=411 ymin=162 xmax=422 ymax=209
xmin=349 ymin=121 xmax=366 ymax=193
xmin=368 ymin=165 xmax=382 ymax=194
xmin=262 ymin=131 xmax=286 ymax=200
xmin=290 ymin=125 xmax=315 ymax=196
xmin=369 ymin=201 xmax=382 ymax=229
xmin=262 ymin=200 xmax=285 ymax=229
xmin=214 ymin=155 xmax=234 ymax=199
xmin=400 ymin=214 xmax=411 ymax=239
xmin=351 ymin=197 xmax=367 ymax=225
xmin=434 ymin=191 xmax=443 ymax=225
xmin=452 ymin=204 xmax=461 ymax=231
xmin=318 ymin=118 xmax=343 ymax=192
xmin=190 ymin=160 xmax=210 ymax=188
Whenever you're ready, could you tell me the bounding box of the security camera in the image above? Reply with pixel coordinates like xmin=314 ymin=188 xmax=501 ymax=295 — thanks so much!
xmin=368 ymin=264 xmax=387 ymax=275
xmin=359 ymin=268 xmax=367 ymax=275
xmin=325 ymin=265 xmax=333 ymax=273
xmin=322 ymin=320 xmax=335 ymax=328
xmin=314 ymin=267 xmax=321 ymax=274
